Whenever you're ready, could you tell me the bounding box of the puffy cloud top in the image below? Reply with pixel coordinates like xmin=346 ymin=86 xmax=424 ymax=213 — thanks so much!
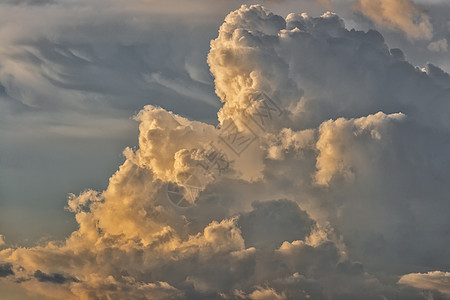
xmin=1 ymin=4 xmax=450 ymax=300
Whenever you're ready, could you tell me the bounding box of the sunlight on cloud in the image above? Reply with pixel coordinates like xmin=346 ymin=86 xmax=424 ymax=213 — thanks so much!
xmin=1 ymin=4 xmax=450 ymax=299
xmin=399 ymin=271 xmax=450 ymax=296
xmin=355 ymin=0 xmax=433 ymax=40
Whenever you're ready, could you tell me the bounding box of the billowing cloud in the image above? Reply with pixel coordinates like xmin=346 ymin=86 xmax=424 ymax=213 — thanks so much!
xmin=1 ymin=4 xmax=450 ymax=300
xmin=355 ymin=0 xmax=433 ymax=39
xmin=314 ymin=112 xmax=406 ymax=186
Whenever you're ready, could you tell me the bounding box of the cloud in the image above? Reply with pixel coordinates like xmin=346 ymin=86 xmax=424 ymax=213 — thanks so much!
xmin=34 ymin=270 xmax=78 ymax=284
xmin=314 ymin=112 xmax=405 ymax=186
xmin=1 ymin=4 xmax=450 ymax=299
xmin=428 ymin=38 xmax=448 ymax=52
xmin=238 ymin=199 xmax=315 ymax=249
xmin=399 ymin=271 xmax=450 ymax=296
xmin=248 ymin=286 xmax=287 ymax=300
xmin=355 ymin=0 xmax=433 ymax=40
xmin=0 ymin=0 xmax=222 ymax=115
xmin=0 ymin=235 xmax=5 ymax=246
xmin=0 ymin=263 xmax=14 ymax=278
xmin=0 ymin=0 xmax=227 ymax=247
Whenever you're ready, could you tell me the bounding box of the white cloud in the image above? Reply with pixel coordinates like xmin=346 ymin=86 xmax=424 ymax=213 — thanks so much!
xmin=314 ymin=112 xmax=405 ymax=186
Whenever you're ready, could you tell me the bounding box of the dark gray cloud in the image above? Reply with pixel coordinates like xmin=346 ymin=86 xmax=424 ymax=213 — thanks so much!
xmin=34 ymin=270 xmax=78 ymax=284
xmin=238 ymin=199 xmax=314 ymax=249
xmin=0 ymin=263 xmax=14 ymax=277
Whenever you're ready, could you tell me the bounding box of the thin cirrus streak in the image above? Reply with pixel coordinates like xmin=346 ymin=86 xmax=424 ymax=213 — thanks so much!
xmin=1 ymin=4 xmax=450 ymax=300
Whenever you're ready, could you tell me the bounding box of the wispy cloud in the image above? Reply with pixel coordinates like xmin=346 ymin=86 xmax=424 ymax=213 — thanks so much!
xmin=354 ymin=0 xmax=433 ymax=39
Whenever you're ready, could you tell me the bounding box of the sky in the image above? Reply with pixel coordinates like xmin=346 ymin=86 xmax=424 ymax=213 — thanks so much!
xmin=0 ymin=0 xmax=449 ymax=299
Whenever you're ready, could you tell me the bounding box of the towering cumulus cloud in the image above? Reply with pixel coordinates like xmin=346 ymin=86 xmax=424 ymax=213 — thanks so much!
xmin=1 ymin=5 xmax=450 ymax=299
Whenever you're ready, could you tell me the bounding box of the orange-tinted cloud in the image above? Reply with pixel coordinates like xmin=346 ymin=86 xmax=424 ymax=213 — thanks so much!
xmin=355 ymin=0 xmax=433 ymax=39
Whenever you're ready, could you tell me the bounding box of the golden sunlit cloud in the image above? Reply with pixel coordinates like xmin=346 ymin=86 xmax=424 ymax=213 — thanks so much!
xmin=399 ymin=272 xmax=450 ymax=296
xmin=1 ymin=3 xmax=450 ymax=299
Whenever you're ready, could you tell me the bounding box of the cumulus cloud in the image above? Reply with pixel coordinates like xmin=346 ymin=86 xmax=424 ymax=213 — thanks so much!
xmin=355 ymin=0 xmax=433 ymax=39
xmin=314 ymin=112 xmax=405 ymax=185
xmin=1 ymin=4 xmax=450 ymax=299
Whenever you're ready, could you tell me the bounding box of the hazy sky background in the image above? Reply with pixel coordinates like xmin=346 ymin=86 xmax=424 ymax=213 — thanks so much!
xmin=0 ymin=0 xmax=449 ymax=299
